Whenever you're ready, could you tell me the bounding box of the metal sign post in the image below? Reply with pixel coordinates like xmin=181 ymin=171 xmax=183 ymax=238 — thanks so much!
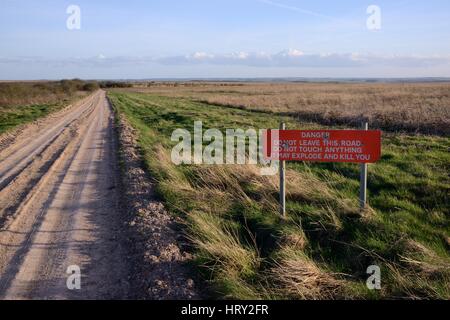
xmin=359 ymin=122 xmax=369 ymax=210
xmin=279 ymin=122 xmax=286 ymax=217
xmin=266 ymin=123 xmax=381 ymax=217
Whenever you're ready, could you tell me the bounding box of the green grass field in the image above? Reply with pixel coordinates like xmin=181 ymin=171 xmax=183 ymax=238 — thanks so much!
xmin=109 ymin=90 xmax=450 ymax=299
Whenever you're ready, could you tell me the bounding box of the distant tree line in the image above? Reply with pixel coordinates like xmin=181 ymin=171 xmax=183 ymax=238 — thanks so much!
xmin=0 ymin=80 xmax=135 ymax=107
xmin=58 ymin=79 xmax=100 ymax=93
xmin=98 ymin=81 xmax=133 ymax=89
xmin=0 ymin=79 xmax=101 ymax=107
xmin=57 ymin=79 xmax=133 ymax=91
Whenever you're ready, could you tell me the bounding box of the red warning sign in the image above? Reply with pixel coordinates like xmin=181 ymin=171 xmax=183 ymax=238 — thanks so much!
xmin=264 ymin=129 xmax=381 ymax=163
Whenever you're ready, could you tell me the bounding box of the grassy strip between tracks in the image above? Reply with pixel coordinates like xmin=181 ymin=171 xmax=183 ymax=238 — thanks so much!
xmin=109 ymin=90 xmax=450 ymax=300
xmin=0 ymin=103 xmax=73 ymax=135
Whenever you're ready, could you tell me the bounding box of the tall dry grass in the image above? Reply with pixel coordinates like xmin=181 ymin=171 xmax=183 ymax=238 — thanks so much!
xmin=129 ymin=82 xmax=450 ymax=135
xmin=149 ymin=144 xmax=363 ymax=299
xmin=0 ymin=80 xmax=97 ymax=107
xmin=271 ymin=247 xmax=346 ymax=299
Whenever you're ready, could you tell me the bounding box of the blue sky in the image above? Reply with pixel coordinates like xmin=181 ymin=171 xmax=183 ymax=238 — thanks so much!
xmin=1 ymin=0 xmax=450 ymax=79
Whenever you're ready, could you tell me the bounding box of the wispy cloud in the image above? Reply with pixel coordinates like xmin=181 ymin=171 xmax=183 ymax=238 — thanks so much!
xmin=157 ymin=51 xmax=450 ymax=68
xmin=256 ymin=0 xmax=334 ymax=20
xmin=0 ymin=55 xmax=154 ymax=68
xmin=2 ymin=51 xmax=450 ymax=69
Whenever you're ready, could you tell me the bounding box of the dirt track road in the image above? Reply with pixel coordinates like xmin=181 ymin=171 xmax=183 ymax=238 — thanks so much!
xmin=0 ymin=91 xmax=130 ymax=299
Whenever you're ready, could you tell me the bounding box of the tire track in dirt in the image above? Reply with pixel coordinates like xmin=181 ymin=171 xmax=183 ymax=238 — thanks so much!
xmin=0 ymin=91 xmax=130 ymax=299
xmin=0 ymin=99 xmax=97 ymax=227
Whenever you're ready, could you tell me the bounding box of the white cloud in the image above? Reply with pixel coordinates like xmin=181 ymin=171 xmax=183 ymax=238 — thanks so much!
xmin=191 ymin=52 xmax=214 ymax=60
xmin=285 ymin=49 xmax=304 ymax=57
xmin=233 ymin=52 xmax=250 ymax=60
xmin=156 ymin=51 xmax=450 ymax=68
xmin=1 ymin=51 xmax=450 ymax=71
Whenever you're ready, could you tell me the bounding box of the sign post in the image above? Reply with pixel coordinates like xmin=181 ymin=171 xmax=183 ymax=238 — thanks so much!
xmin=264 ymin=126 xmax=381 ymax=217
xmin=359 ymin=122 xmax=369 ymax=210
xmin=279 ymin=123 xmax=286 ymax=217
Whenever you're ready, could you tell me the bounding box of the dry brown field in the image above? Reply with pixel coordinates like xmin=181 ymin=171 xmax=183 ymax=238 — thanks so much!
xmin=131 ymin=82 xmax=450 ymax=135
